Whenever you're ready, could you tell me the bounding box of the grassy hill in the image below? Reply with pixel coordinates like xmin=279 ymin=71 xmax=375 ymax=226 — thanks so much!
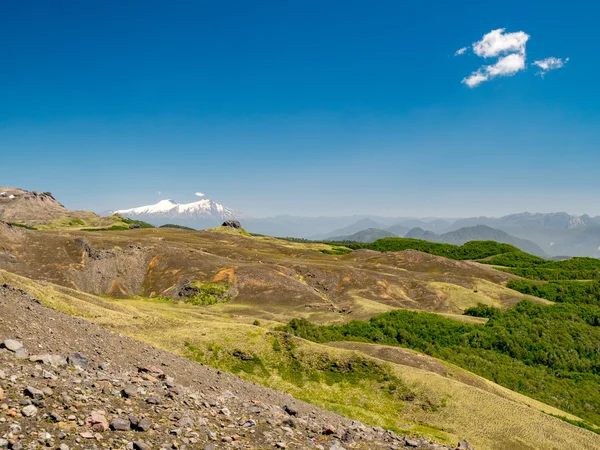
xmin=2 ymin=224 xmax=600 ymax=448
xmin=1 ymin=268 xmax=597 ymax=449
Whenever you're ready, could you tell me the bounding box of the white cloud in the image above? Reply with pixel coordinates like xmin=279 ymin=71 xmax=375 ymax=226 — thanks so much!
xmin=462 ymin=53 xmax=526 ymax=88
xmin=473 ymin=28 xmax=529 ymax=58
xmin=533 ymin=57 xmax=569 ymax=76
xmin=195 ymin=192 xmax=206 ymax=197
xmin=486 ymin=53 xmax=526 ymax=76
xmin=462 ymin=71 xmax=489 ymax=88
xmin=458 ymin=28 xmax=567 ymax=88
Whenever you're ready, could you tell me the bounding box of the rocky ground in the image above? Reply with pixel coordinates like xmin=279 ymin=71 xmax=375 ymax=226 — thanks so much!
xmin=0 ymin=284 xmax=473 ymax=450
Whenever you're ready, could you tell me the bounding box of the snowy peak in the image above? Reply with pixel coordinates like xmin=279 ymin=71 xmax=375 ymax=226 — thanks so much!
xmin=115 ymin=199 xmax=179 ymax=215
xmin=113 ymin=197 xmax=242 ymax=223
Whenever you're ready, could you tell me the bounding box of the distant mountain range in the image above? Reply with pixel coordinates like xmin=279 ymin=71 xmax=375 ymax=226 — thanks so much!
xmin=406 ymin=225 xmax=547 ymax=257
xmin=328 ymin=228 xmax=398 ymax=243
xmin=326 ymin=224 xmax=546 ymax=257
xmin=110 ymin=197 xmax=600 ymax=258
xmin=307 ymin=213 xmax=600 ymax=258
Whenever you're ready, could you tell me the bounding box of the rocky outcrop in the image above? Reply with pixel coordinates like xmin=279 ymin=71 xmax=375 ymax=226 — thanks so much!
xmin=222 ymin=220 xmax=242 ymax=229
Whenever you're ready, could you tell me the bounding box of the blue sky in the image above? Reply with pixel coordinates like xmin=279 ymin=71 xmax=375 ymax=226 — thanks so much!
xmin=1 ymin=0 xmax=598 ymax=217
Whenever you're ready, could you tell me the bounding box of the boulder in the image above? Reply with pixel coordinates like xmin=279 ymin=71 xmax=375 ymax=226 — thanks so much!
xmin=221 ymin=220 xmax=241 ymax=229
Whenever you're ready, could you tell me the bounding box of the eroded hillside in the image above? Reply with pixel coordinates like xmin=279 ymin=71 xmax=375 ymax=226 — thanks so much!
xmin=0 ymin=225 xmax=540 ymax=324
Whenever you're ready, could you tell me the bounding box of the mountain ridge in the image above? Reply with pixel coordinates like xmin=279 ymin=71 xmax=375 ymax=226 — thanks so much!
xmin=112 ymin=197 xmax=243 ymax=228
xmin=404 ymin=224 xmax=547 ymax=257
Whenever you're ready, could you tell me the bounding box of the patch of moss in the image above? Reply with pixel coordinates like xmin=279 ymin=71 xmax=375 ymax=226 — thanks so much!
xmin=7 ymin=222 xmax=37 ymax=230
xmin=319 ymin=246 xmax=352 ymax=255
xmin=159 ymin=224 xmax=196 ymax=231
xmin=183 ymin=281 xmax=231 ymax=306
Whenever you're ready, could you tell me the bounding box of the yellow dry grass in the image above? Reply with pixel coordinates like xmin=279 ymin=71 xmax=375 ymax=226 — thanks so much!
xmin=1 ymin=269 xmax=598 ymax=450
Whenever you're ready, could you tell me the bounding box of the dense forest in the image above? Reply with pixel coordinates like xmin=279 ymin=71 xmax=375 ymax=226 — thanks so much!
xmin=281 ymin=236 xmax=600 ymax=431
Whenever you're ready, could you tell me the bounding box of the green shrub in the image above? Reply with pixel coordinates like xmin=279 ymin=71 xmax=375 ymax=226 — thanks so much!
xmin=281 ymin=301 xmax=600 ymax=425
xmin=183 ymin=281 xmax=231 ymax=306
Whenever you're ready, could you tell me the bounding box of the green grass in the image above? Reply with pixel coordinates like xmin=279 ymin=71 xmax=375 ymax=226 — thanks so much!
xmin=507 ymin=279 xmax=600 ymax=305
xmin=159 ymin=223 xmax=196 ymax=231
xmin=7 ymin=222 xmax=37 ymax=230
xmin=81 ymin=217 xmax=154 ymax=231
xmin=319 ymin=246 xmax=353 ymax=255
xmin=182 ymin=281 xmax=231 ymax=306
xmin=551 ymin=414 xmax=600 ymax=435
xmin=281 ymin=300 xmax=600 ymax=426
xmin=182 ymin=332 xmax=431 ymax=433
xmin=347 ymin=238 xmax=525 ymax=260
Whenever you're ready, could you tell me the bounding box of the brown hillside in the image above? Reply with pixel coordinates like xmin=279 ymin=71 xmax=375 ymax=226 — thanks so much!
xmin=0 ymin=226 xmax=544 ymax=323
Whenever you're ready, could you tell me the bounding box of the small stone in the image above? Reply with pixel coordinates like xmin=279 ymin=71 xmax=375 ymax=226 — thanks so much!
xmin=2 ymin=339 xmax=23 ymax=352
xmin=22 ymin=404 xmax=38 ymax=417
xmin=24 ymin=386 xmax=45 ymax=400
xmin=322 ymin=424 xmax=336 ymax=435
xmin=59 ymin=445 xmax=69 ymax=450
xmin=221 ymin=436 xmax=232 ymax=443
xmin=275 ymin=443 xmax=288 ymax=449
xmin=0 ymin=387 xmax=3 ymax=400
xmin=219 ymin=407 xmax=231 ymax=417
xmin=133 ymin=441 xmax=149 ymax=450
xmin=0 ymin=438 xmax=8 ymax=448
xmin=67 ymin=352 xmax=89 ymax=370
xmin=129 ymin=415 xmax=140 ymax=427
xmin=29 ymin=354 xmax=67 ymax=367
xmin=139 ymin=364 xmax=165 ymax=377
xmin=122 ymin=386 xmax=137 ymax=398
xmin=329 ymin=442 xmax=346 ymax=450
xmin=178 ymin=416 xmax=194 ymax=428
xmin=15 ymin=349 xmax=29 ymax=359
xmin=405 ymin=438 xmax=420 ymax=448
xmin=41 ymin=386 xmax=53 ymax=396
xmin=80 ymin=431 xmax=95 ymax=439
xmin=111 ymin=418 xmax=131 ymax=431
xmin=50 ymin=411 xmax=63 ymax=422
xmin=283 ymin=405 xmax=297 ymax=416
xmin=458 ymin=440 xmax=475 ymax=450
xmin=137 ymin=418 xmax=151 ymax=432
xmin=203 ymin=445 xmax=216 ymax=450
xmin=146 ymin=397 xmax=162 ymax=405
xmin=42 ymin=369 xmax=56 ymax=380
xmin=86 ymin=411 xmax=109 ymax=432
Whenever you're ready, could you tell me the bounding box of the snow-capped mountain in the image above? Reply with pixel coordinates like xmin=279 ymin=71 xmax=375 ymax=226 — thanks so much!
xmin=112 ymin=198 xmax=242 ymax=227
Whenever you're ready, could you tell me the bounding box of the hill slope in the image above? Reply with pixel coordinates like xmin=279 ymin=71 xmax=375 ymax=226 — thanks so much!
xmin=404 ymin=225 xmax=547 ymax=257
xmin=1 ymin=272 xmax=598 ymax=449
xmin=0 ymin=281 xmax=442 ymax=450
xmin=329 ymin=228 xmax=398 ymax=243
xmin=0 ymin=225 xmax=536 ymax=322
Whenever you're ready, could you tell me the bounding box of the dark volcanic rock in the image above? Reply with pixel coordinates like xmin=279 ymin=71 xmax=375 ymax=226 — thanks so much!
xmin=221 ymin=220 xmax=241 ymax=229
